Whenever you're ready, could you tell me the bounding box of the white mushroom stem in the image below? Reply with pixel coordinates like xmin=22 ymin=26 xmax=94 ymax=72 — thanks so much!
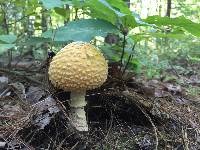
xmin=69 ymin=90 xmax=88 ymax=131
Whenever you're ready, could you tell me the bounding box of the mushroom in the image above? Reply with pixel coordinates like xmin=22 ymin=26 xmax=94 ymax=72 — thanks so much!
xmin=48 ymin=41 xmax=108 ymax=131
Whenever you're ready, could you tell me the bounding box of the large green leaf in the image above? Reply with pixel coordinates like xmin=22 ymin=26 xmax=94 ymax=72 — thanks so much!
xmin=85 ymin=0 xmax=137 ymax=28
xmin=0 ymin=35 xmax=17 ymax=43
xmin=132 ymin=12 xmax=155 ymax=27
xmin=85 ymin=0 xmax=118 ymax=25
xmin=143 ymin=16 xmax=200 ymax=37
xmin=104 ymin=0 xmax=137 ymax=27
xmin=130 ymin=32 xmax=185 ymax=43
xmin=130 ymin=32 xmax=185 ymax=42
xmin=106 ymin=0 xmax=131 ymax=14
xmin=42 ymin=19 xmax=118 ymax=42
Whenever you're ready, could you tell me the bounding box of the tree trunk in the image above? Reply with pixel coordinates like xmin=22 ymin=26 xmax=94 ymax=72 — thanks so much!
xmin=1 ymin=4 xmax=12 ymax=68
xmin=166 ymin=0 xmax=171 ymax=17
xmin=41 ymin=9 xmax=48 ymax=33
xmin=164 ymin=0 xmax=172 ymax=54
xmin=64 ymin=4 xmax=70 ymax=25
xmin=41 ymin=9 xmax=49 ymax=60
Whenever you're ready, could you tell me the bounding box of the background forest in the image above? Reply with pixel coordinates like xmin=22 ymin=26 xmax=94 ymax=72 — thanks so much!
xmin=0 ymin=0 xmax=200 ymax=80
xmin=0 ymin=0 xmax=200 ymax=149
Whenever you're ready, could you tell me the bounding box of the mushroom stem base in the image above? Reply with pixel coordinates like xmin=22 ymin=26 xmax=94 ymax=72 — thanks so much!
xmin=69 ymin=90 xmax=88 ymax=131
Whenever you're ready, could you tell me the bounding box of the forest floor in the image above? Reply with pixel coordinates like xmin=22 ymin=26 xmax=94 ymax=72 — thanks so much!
xmin=0 ymin=57 xmax=200 ymax=150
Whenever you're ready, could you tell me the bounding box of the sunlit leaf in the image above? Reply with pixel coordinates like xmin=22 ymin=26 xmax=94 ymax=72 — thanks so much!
xmin=99 ymin=0 xmax=125 ymax=17
xmin=85 ymin=0 xmax=137 ymax=28
xmin=85 ymin=0 xmax=118 ymax=25
xmin=104 ymin=0 xmax=137 ymax=27
xmin=143 ymin=16 xmax=200 ymax=37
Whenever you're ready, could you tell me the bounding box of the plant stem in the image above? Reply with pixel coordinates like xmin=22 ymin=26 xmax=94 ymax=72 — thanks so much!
xmin=120 ymin=33 xmax=126 ymax=68
xmin=122 ymin=42 xmax=137 ymax=75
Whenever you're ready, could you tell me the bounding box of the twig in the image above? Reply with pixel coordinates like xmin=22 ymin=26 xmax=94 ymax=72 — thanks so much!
xmin=122 ymin=90 xmax=159 ymax=150
xmin=74 ymin=8 xmax=79 ymax=20
xmin=104 ymin=110 xmax=114 ymax=140
xmin=70 ymin=141 xmax=79 ymax=150
xmin=14 ymin=137 xmax=35 ymax=150
xmin=0 ymin=68 xmax=43 ymax=85
xmin=0 ymin=115 xmax=26 ymax=120
xmin=181 ymin=126 xmax=189 ymax=150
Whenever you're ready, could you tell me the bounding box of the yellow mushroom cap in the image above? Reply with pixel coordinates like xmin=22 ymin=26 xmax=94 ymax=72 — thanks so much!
xmin=48 ymin=41 xmax=108 ymax=91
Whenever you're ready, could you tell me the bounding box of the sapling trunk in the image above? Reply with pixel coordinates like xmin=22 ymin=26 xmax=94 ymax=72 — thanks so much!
xmin=69 ymin=90 xmax=88 ymax=131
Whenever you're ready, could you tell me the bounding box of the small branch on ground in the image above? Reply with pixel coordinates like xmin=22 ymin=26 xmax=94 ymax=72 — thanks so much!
xmin=122 ymin=90 xmax=158 ymax=150
xmin=0 ymin=68 xmax=43 ymax=85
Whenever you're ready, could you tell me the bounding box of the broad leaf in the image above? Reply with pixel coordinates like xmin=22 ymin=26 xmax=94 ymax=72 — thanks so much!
xmin=99 ymin=0 xmax=125 ymax=17
xmin=42 ymin=19 xmax=118 ymax=42
xmin=106 ymin=0 xmax=131 ymax=14
xmin=132 ymin=11 xmax=155 ymax=27
xmin=85 ymin=0 xmax=118 ymax=25
xmin=100 ymin=44 xmax=121 ymax=61
xmin=144 ymin=16 xmax=200 ymax=37
xmin=130 ymin=32 xmax=185 ymax=43
xmin=85 ymin=0 xmax=137 ymax=28
xmin=0 ymin=35 xmax=17 ymax=43
xmin=147 ymin=32 xmax=185 ymax=39
xmin=105 ymin=0 xmax=137 ymax=27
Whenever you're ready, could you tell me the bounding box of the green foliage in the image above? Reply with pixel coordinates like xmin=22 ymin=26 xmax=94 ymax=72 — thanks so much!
xmin=0 ymin=44 xmax=15 ymax=54
xmin=186 ymin=85 xmax=200 ymax=97
xmin=84 ymin=0 xmax=120 ymax=25
xmin=0 ymin=0 xmax=199 ymax=80
xmin=39 ymin=0 xmax=72 ymax=9
xmin=23 ymin=37 xmax=51 ymax=46
xmin=0 ymin=35 xmax=17 ymax=44
xmin=0 ymin=35 xmax=16 ymax=55
xmin=130 ymin=58 xmax=142 ymax=74
xmin=84 ymin=0 xmax=137 ymax=28
xmin=144 ymin=16 xmax=200 ymax=37
xmin=42 ymin=19 xmax=118 ymax=42
xmin=100 ymin=44 xmax=121 ymax=61
xmin=54 ymin=7 xmax=69 ymax=17
xmin=130 ymin=30 xmax=186 ymax=43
